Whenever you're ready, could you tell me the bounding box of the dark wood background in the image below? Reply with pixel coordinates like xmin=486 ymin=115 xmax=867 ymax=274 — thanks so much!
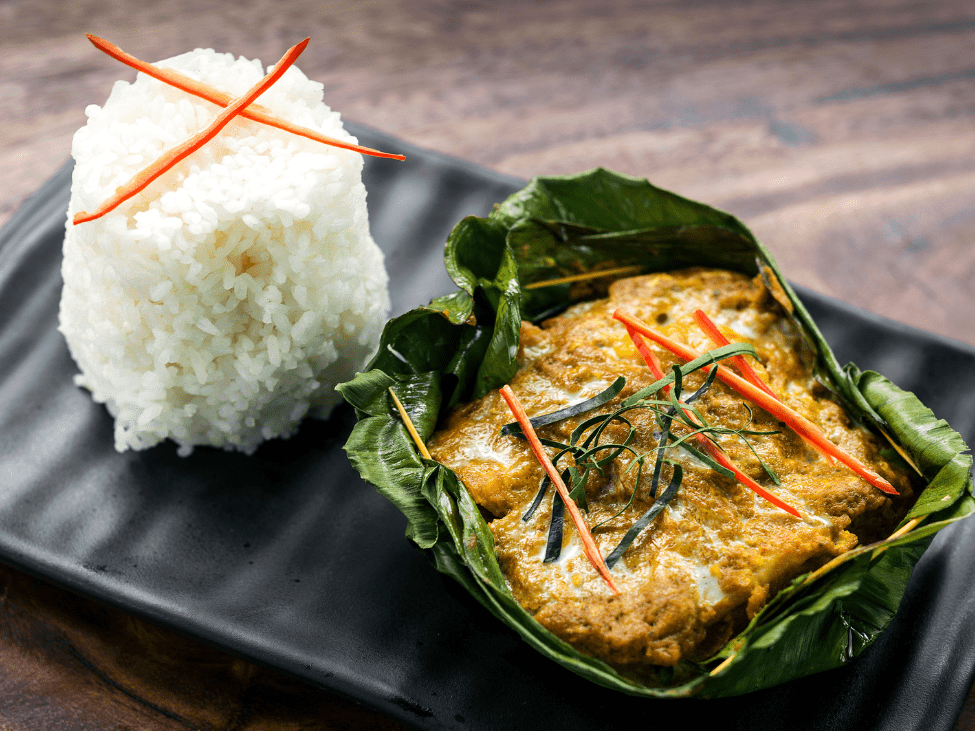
xmin=2 ymin=0 xmax=973 ymax=728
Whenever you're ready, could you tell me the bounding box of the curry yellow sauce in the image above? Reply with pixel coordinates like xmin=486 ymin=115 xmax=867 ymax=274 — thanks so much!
xmin=427 ymin=268 xmax=914 ymax=672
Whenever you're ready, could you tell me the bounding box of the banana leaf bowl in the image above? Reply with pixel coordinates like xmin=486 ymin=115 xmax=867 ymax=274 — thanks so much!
xmin=339 ymin=168 xmax=973 ymax=698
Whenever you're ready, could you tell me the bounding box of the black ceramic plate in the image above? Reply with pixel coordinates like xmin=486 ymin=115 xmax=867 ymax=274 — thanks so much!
xmin=2 ymin=124 xmax=974 ymax=731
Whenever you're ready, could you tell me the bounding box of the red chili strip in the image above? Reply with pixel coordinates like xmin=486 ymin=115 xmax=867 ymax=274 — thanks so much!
xmin=74 ymin=38 xmax=310 ymax=225
xmin=86 ymin=35 xmax=405 ymax=161
xmin=614 ymin=309 xmax=898 ymax=495
xmin=692 ymin=310 xmax=778 ymax=399
xmin=626 ymin=324 xmax=669 ymax=388
xmin=624 ymin=325 xmax=802 ymax=518
xmin=499 ymin=385 xmax=620 ymax=594
xmin=692 ymin=309 xmax=837 ymax=465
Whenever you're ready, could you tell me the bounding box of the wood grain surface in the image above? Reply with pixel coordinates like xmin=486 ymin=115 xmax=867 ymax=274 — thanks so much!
xmin=1 ymin=0 xmax=974 ymax=728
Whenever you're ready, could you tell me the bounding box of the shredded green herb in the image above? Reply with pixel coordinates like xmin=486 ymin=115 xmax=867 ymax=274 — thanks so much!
xmin=544 ymin=492 xmax=566 ymax=562
xmin=505 ymin=343 xmax=782 ymax=566
xmin=502 ymin=376 xmax=626 ymax=436
xmin=606 ymin=464 xmax=683 ymax=569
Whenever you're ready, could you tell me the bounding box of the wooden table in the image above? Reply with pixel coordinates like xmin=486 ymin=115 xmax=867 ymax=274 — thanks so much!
xmin=2 ymin=0 xmax=974 ymax=727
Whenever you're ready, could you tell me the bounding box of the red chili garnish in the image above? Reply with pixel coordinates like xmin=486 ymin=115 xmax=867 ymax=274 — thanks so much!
xmin=85 ymin=35 xmax=404 ymax=162
xmin=624 ymin=324 xmax=802 ymax=518
xmin=692 ymin=310 xmax=778 ymax=399
xmin=614 ymin=309 xmax=898 ymax=495
xmin=692 ymin=309 xmax=837 ymax=465
xmin=74 ymin=39 xmax=311 ymax=225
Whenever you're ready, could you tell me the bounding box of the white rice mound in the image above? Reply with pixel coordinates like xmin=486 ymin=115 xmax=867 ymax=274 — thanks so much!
xmin=60 ymin=48 xmax=390 ymax=456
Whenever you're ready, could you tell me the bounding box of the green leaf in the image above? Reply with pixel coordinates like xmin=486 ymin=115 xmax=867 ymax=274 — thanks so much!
xmin=703 ymin=538 xmax=928 ymax=696
xmin=340 ymin=168 xmax=973 ymax=698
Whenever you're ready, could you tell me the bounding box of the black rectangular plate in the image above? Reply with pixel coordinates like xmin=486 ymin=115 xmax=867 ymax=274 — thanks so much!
xmin=2 ymin=123 xmax=974 ymax=731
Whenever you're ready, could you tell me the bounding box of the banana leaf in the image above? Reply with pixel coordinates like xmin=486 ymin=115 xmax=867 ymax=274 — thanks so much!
xmin=338 ymin=168 xmax=973 ymax=697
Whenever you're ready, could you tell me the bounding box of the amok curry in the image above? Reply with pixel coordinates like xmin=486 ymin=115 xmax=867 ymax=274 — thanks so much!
xmin=426 ymin=268 xmax=914 ymax=675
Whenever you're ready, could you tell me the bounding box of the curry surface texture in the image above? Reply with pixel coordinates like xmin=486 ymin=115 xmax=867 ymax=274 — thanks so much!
xmin=427 ymin=268 xmax=914 ymax=676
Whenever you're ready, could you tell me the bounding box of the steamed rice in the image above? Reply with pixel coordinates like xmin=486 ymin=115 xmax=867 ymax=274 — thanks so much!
xmin=59 ymin=47 xmax=390 ymax=455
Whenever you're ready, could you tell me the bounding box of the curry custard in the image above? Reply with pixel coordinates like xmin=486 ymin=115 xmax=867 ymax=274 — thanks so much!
xmin=426 ymin=268 xmax=914 ymax=673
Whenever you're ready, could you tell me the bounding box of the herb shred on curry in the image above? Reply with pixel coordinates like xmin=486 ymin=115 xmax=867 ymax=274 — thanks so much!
xmin=425 ymin=268 xmax=915 ymax=675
